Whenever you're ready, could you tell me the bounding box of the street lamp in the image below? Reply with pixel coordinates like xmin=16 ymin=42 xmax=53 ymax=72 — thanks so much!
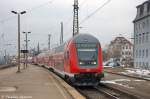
xmin=23 ymin=32 xmax=31 ymax=68
xmin=11 ymin=10 xmax=26 ymax=73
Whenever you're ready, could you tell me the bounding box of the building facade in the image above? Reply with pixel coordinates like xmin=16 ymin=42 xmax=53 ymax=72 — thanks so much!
xmin=133 ymin=0 xmax=150 ymax=69
xmin=108 ymin=36 xmax=133 ymax=66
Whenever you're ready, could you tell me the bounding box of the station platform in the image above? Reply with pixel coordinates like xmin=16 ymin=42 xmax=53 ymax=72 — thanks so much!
xmin=0 ymin=64 xmax=84 ymax=99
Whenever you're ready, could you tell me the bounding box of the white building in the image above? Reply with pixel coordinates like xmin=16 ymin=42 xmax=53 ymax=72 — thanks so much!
xmin=109 ymin=36 xmax=133 ymax=66
xmin=133 ymin=0 xmax=150 ymax=69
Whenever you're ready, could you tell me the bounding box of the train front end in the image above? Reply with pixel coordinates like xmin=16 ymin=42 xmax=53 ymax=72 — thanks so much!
xmin=65 ymin=34 xmax=104 ymax=86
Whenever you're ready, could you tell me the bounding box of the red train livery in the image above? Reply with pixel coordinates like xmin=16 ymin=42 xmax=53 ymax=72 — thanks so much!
xmin=33 ymin=34 xmax=104 ymax=86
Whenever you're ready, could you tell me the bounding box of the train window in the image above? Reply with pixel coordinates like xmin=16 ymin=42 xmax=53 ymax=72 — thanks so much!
xmin=76 ymin=43 xmax=98 ymax=67
xmin=64 ymin=51 xmax=69 ymax=59
xmin=77 ymin=48 xmax=97 ymax=66
xmin=67 ymin=51 xmax=69 ymax=59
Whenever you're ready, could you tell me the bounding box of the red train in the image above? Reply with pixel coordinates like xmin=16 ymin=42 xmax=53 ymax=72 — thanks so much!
xmin=33 ymin=34 xmax=104 ymax=86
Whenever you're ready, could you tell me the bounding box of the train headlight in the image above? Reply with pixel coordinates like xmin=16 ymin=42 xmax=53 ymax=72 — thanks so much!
xmin=93 ymin=62 xmax=96 ymax=64
xmin=91 ymin=62 xmax=96 ymax=65
xmin=79 ymin=62 xmax=83 ymax=65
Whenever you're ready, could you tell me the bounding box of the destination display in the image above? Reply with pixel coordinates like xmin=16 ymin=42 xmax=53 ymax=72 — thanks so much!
xmin=76 ymin=43 xmax=97 ymax=48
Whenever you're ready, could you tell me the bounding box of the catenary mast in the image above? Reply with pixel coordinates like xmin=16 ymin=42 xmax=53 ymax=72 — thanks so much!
xmin=73 ymin=0 xmax=79 ymax=36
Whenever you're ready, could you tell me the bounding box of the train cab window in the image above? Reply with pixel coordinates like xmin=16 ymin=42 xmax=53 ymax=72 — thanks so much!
xmin=76 ymin=43 xmax=98 ymax=66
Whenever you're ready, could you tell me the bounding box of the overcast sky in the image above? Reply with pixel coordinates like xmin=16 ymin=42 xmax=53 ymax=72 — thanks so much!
xmin=0 ymin=0 xmax=147 ymax=55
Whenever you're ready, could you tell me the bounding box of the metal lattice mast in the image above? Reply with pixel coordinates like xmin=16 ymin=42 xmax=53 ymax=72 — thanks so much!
xmin=73 ymin=0 xmax=79 ymax=36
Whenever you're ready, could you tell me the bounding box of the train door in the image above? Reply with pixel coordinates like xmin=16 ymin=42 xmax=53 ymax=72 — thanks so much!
xmin=64 ymin=51 xmax=70 ymax=72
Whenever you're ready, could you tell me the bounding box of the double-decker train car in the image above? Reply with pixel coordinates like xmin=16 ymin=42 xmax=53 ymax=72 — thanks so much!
xmin=33 ymin=34 xmax=104 ymax=86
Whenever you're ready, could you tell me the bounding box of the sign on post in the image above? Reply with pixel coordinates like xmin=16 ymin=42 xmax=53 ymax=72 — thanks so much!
xmin=21 ymin=50 xmax=28 ymax=53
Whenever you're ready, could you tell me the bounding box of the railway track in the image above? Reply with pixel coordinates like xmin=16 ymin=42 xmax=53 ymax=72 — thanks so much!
xmin=106 ymin=71 xmax=150 ymax=81
xmin=76 ymin=84 xmax=139 ymax=99
xmin=45 ymin=66 xmax=142 ymax=99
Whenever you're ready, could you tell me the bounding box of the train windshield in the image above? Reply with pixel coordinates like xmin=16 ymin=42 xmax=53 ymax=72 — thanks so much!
xmin=76 ymin=43 xmax=98 ymax=66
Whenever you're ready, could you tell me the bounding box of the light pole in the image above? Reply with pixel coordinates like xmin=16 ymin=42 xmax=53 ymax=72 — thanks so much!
xmin=23 ymin=32 xmax=31 ymax=68
xmin=11 ymin=10 xmax=26 ymax=73
xmin=48 ymin=34 xmax=51 ymax=50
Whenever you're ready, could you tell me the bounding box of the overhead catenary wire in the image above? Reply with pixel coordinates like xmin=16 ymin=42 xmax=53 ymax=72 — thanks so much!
xmin=0 ymin=0 xmax=54 ymax=24
xmin=27 ymin=0 xmax=54 ymax=13
xmin=79 ymin=0 xmax=88 ymax=8
xmin=0 ymin=0 xmax=55 ymax=55
xmin=80 ymin=0 xmax=112 ymax=25
xmin=66 ymin=0 xmax=111 ymax=33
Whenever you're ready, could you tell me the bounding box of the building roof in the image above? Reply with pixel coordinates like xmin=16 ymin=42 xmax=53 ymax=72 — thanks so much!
xmin=110 ymin=36 xmax=133 ymax=46
xmin=133 ymin=0 xmax=150 ymax=23
xmin=136 ymin=0 xmax=150 ymax=8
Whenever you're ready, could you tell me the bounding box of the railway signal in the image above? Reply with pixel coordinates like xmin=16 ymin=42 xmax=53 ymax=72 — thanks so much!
xmin=23 ymin=32 xmax=31 ymax=68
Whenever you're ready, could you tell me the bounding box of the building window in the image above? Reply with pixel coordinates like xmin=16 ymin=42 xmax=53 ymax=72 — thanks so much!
xmin=139 ymin=62 xmax=141 ymax=67
xmin=139 ymin=34 xmax=142 ymax=44
xmin=122 ymin=52 xmax=124 ymax=55
xmin=142 ymin=22 xmax=145 ymax=28
xmin=139 ymin=50 xmax=141 ymax=57
xmin=139 ymin=23 xmax=141 ymax=30
xmin=136 ymin=50 xmax=138 ymax=58
xmin=148 ymin=3 xmax=150 ymax=12
xmin=143 ymin=49 xmax=145 ymax=57
xmin=146 ymin=19 xmax=149 ymax=27
xmin=146 ymin=62 xmax=149 ymax=68
xmin=125 ymin=51 xmax=128 ymax=55
xmin=146 ymin=49 xmax=148 ymax=58
xmin=143 ymin=62 xmax=145 ymax=68
xmin=129 ymin=46 xmax=131 ymax=49
xmin=136 ymin=62 xmax=138 ymax=67
xmin=136 ymin=35 xmax=138 ymax=44
xmin=140 ymin=6 xmax=144 ymax=16
xmin=146 ymin=32 xmax=149 ymax=42
xmin=126 ymin=46 xmax=128 ymax=49
xmin=129 ymin=52 xmax=131 ymax=55
xmin=135 ymin=24 xmax=138 ymax=32
xmin=142 ymin=33 xmax=145 ymax=43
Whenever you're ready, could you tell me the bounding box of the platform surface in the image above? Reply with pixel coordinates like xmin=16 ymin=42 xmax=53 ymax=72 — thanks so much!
xmin=0 ymin=64 xmax=73 ymax=99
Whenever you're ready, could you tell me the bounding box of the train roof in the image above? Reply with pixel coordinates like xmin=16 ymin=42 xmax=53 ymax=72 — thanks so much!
xmin=47 ymin=34 xmax=100 ymax=54
xmin=72 ymin=34 xmax=100 ymax=43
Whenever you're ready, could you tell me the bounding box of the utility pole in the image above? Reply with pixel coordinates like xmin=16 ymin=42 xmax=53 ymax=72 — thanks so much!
xmin=23 ymin=32 xmax=31 ymax=68
xmin=37 ymin=42 xmax=40 ymax=54
xmin=11 ymin=10 xmax=26 ymax=73
xmin=48 ymin=34 xmax=51 ymax=50
xmin=4 ymin=49 xmax=7 ymax=64
xmin=60 ymin=22 xmax=63 ymax=44
xmin=73 ymin=0 xmax=79 ymax=36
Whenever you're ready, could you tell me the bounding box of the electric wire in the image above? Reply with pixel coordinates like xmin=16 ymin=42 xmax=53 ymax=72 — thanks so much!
xmin=0 ymin=0 xmax=55 ymax=55
xmin=79 ymin=0 xmax=88 ymax=8
xmin=0 ymin=0 xmax=54 ymax=23
xmin=80 ymin=0 xmax=112 ymax=25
